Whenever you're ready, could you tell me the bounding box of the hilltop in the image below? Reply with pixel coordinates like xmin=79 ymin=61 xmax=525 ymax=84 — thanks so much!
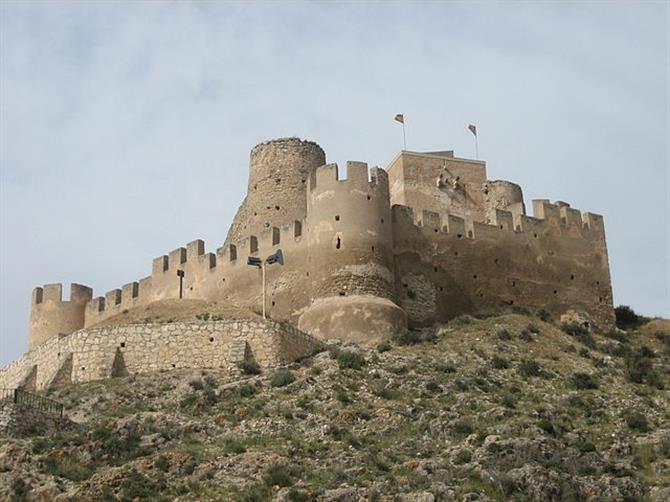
xmin=1 ymin=312 xmax=669 ymax=501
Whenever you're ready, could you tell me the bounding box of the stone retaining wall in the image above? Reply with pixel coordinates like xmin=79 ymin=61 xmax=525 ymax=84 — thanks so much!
xmin=0 ymin=319 xmax=322 ymax=391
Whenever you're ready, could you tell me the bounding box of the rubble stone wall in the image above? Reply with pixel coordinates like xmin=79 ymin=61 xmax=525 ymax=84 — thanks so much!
xmin=1 ymin=320 xmax=322 ymax=391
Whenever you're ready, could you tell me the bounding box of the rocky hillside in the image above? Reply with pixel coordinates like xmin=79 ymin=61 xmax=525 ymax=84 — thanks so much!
xmin=1 ymin=312 xmax=669 ymax=502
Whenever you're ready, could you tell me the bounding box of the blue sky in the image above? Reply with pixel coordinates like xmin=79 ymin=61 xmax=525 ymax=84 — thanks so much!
xmin=1 ymin=1 xmax=668 ymax=366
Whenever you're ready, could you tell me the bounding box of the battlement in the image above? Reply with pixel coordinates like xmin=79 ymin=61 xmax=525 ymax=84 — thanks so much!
xmin=392 ymin=198 xmax=605 ymax=243
xmin=32 ymin=283 xmax=92 ymax=305
xmin=250 ymin=137 xmax=325 ymax=156
xmin=309 ymin=162 xmax=389 ymax=196
xmin=29 ymin=283 xmax=92 ymax=349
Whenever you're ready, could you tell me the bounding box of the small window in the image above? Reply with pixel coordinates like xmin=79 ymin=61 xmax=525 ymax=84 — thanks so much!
xmin=335 ymin=215 xmax=340 ymax=221
xmin=271 ymin=301 xmax=276 ymax=307
xmin=457 ymin=234 xmax=463 ymax=239
xmin=381 ymin=218 xmax=384 ymax=224
xmin=209 ymin=337 xmax=214 ymax=342
xmin=339 ymin=291 xmax=346 ymax=296
xmin=336 ymin=236 xmax=341 ymax=249
xmin=570 ymin=274 xmax=575 ymax=280
xmin=120 ymin=342 xmax=126 ymax=348
xmin=371 ymin=246 xmax=375 ymax=252
xmin=367 ymin=195 xmax=371 ymax=201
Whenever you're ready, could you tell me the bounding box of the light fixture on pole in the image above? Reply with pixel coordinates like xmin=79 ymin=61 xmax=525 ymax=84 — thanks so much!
xmin=247 ymin=249 xmax=284 ymax=319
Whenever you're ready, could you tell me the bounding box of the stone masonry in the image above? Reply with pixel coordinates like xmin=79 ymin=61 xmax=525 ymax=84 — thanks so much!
xmin=6 ymin=136 xmax=615 ymax=386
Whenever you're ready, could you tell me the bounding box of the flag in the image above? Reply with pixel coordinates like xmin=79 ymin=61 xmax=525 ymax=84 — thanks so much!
xmin=468 ymin=123 xmax=477 ymax=136
xmin=394 ymin=113 xmax=404 ymax=124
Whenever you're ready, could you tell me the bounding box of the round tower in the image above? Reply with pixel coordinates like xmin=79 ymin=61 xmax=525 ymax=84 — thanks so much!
xmin=225 ymin=137 xmax=326 ymax=245
xmin=298 ymin=161 xmax=406 ymax=346
xmin=29 ymin=283 xmax=92 ymax=349
xmin=483 ymin=179 xmax=526 ymax=224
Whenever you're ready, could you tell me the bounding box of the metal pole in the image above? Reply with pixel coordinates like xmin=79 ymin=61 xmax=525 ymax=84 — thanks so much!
xmin=475 ymin=135 xmax=479 ymax=160
xmin=262 ymin=261 xmax=266 ymax=319
xmin=402 ymin=122 xmax=407 ymax=150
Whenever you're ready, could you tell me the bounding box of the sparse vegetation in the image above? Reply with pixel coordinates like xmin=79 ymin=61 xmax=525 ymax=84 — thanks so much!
xmin=2 ymin=311 xmax=667 ymax=501
xmin=270 ymin=369 xmax=295 ymax=388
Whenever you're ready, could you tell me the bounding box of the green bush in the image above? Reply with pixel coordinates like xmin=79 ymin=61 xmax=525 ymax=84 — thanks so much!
xmin=263 ymin=464 xmax=294 ymax=487
xmin=12 ymin=477 xmax=28 ymax=500
xmin=395 ymin=329 xmax=436 ymax=345
xmin=270 ymin=369 xmax=295 ymax=388
xmin=561 ymin=322 xmax=589 ymax=336
xmin=238 ymin=360 xmax=262 ymax=375
xmin=337 ymin=350 xmax=366 ymax=370
xmin=625 ymin=411 xmax=651 ymax=432
xmin=42 ymin=454 xmax=93 ymax=481
xmin=615 ymin=305 xmax=643 ymax=330
xmin=453 ymin=419 xmax=474 ymax=435
xmin=376 ymin=340 xmax=392 ymax=353
xmin=436 ymin=361 xmax=457 ymax=373
xmin=496 ymin=328 xmax=512 ymax=341
xmin=536 ymin=309 xmax=552 ymax=322
xmin=570 ymin=372 xmax=598 ymax=390
xmin=223 ymin=438 xmax=247 ymax=455
xmin=238 ymin=384 xmax=257 ymax=397
xmin=527 ymin=323 xmax=540 ymax=334
xmin=154 ymin=454 xmax=170 ymax=472
xmin=518 ymin=330 xmax=533 ymax=342
xmin=121 ymin=469 xmax=165 ymax=500
xmin=602 ymin=330 xmax=629 ymax=344
xmin=517 ymin=359 xmax=543 ymax=378
xmin=425 ymin=380 xmax=441 ymax=393
xmin=454 ymin=449 xmax=472 ymax=464
xmin=491 ymin=355 xmax=509 ymax=369
xmin=373 ymin=385 xmax=401 ymax=400
xmin=625 ymin=350 xmax=664 ymax=388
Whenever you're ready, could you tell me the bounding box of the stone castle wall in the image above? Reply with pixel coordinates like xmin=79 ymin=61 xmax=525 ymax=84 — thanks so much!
xmin=22 ymin=138 xmax=616 ymax=355
xmin=392 ymin=201 xmax=614 ymax=329
xmin=1 ymin=320 xmax=323 ymax=391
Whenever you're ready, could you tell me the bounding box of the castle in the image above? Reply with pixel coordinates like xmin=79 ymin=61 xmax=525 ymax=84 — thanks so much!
xmin=2 ymin=137 xmax=614 ymax=390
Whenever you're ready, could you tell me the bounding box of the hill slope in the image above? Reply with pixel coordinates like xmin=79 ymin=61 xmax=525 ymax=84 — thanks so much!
xmin=1 ymin=313 xmax=669 ymax=501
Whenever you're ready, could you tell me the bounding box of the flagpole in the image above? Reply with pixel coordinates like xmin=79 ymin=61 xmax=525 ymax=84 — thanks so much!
xmin=475 ymin=135 xmax=479 ymax=160
xmin=402 ymin=121 xmax=407 ymax=150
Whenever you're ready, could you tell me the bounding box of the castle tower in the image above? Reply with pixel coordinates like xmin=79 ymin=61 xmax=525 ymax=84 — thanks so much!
xmin=29 ymin=283 xmax=92 ymax=349
xmin=483 ymin=179 xmax=526 ymax=224
xmin=225 ymin=137 xmax=326 ymax=246
xmin=298 ymin=162 xmax=407 ymax=346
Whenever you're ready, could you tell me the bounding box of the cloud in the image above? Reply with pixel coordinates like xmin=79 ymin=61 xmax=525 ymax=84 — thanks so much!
xmin=1 ymin=2 xmax=667 ymax=365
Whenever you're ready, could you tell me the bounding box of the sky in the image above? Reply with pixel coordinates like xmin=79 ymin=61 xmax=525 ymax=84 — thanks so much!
xmin=0 ymin=1 xmax=668 ymax=366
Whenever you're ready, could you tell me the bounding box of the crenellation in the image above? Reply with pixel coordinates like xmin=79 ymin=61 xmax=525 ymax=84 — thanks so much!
xmin=493 ymin=209 xmax=514 ymax=232
xmin=42 ymin=283 xmax=63 ymax=302
xmin=105 ymin=289 xmax=122 ymax=307
xmin=121 ymin=282 xmax=139 ymax=301
xmin=17 ymin=136 xmax=615 ymax=364
xmin=168 ymin=247 xmax=187 ymax=268
xmin=152 ymin=255 xmax=168 ymax=274
xmin=187 ymin=239 xmax=205 ymax=259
